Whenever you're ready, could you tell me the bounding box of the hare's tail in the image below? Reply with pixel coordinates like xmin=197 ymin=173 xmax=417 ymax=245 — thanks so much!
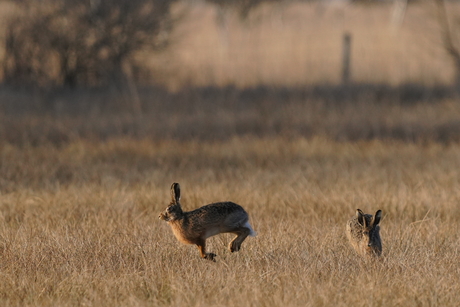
xmin=245 ymin=221 xmax=257 ymax=237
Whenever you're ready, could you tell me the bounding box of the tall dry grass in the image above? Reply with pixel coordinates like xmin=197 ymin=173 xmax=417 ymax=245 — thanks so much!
xmin=1 ymin=2 xmax=460 ymax=305
xmin=1 ymin=85 xmax=460 ymax=145
xmin=1 ymin=136 xmax=460 ymax=306
xmin=146 ymin=1 xmax=456 ymax=89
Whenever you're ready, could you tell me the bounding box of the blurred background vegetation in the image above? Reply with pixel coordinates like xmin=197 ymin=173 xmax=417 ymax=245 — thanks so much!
xmin=1 ymin=0 xmax=460 ymax=144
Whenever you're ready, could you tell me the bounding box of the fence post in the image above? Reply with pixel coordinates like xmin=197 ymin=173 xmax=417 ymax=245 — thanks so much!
xmin=342 ymin=33 xmax=352 ymax=84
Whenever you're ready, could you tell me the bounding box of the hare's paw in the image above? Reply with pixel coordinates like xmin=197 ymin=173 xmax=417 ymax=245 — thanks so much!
xmin=204 ymin=253 xmax=217 ymax=262
xmin=229 ymin=241 xmax=241 ymax=253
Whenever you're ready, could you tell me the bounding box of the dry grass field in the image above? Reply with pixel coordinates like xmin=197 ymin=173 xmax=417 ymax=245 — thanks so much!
xmin=1 ymin=1 xmax=460 ymax=306
xmin=1 ymin=129 xmax=460 ymax=306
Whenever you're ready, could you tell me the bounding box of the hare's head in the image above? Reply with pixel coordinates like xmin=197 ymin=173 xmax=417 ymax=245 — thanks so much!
xmin=356 ymin=209 xmax=382 ymax=256
xmin=159 ymin=183 xmax=184 ymax=222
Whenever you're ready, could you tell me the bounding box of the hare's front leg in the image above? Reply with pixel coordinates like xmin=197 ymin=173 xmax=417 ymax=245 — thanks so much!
xmin=196 ymin=238 xmax=216 ymax=261
xmin=229 ymin=227 xmax=251 ymax=252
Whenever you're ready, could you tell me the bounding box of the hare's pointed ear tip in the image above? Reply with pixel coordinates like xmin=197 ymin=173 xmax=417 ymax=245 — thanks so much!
xmin=171 ymin=182 xmax=181 ymax=202
xmin=373 ymin=209 xmax=382 ymax=226
xmin=171 ymin=182 xmax=181 ymax=192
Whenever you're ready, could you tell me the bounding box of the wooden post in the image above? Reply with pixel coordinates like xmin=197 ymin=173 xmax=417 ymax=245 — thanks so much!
xmin=342 ymin=33 xmax=352 ymax=84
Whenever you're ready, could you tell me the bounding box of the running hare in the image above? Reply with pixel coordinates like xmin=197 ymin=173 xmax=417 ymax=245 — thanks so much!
xmin=159 ymin=183 xmax=256 ymax=261
xmin=346 ymin=209 xmax=382 ymax=257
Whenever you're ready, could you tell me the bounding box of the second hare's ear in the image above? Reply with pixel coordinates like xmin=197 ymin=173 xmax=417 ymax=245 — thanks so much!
xmin=356 ymin=209 xmax=365 ymax=226
xmin=170 ymin=182 xmax=181 ymax=203
xmin=373 ymin=210 xmax=382 ymax=226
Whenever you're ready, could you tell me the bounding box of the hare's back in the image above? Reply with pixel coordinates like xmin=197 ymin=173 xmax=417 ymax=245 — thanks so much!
xmin=184 ymin=202 xmax=253 ymax=239
xmin=188 ymin=202 xmax=249 ymax=224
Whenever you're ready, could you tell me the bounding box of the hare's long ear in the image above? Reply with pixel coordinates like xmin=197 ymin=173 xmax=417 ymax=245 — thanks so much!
xmin=373 ymin=210 xmax=382 ymax=226
xmin=170 ymin=182 xmax=181 ymax=203
xmin=356 ymin=209 xmax=365 ymax=226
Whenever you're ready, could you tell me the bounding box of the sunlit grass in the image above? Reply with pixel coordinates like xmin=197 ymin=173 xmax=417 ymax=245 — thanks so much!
xmin=1 ymin=137 xmax=460 ymax=306
xmin=1 ymin=1 xmax=460 ymax=304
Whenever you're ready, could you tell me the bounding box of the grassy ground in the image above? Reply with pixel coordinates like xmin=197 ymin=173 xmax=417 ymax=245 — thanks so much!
xmin=1 ymin=2 xmax=460 ymax=305
xmin=1 ymin=136 xmax=460 ymax=306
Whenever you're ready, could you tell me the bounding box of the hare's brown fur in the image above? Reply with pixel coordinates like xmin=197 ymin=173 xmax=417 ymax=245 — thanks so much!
xmin=346 ymin=209 xmax=382 ymax=257
xmin=159 ymin=183 xmax=256 ymax=261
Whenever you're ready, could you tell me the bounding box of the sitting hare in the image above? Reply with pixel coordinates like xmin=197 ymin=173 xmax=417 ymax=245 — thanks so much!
xmin=346 ymin=209 xmax=382 ymax=257
xmin=159 ymin=183 xmax=256 ymax=261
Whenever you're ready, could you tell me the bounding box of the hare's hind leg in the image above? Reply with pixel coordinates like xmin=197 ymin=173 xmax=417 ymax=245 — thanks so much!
xmin=196 ymin=238 xmax=216 ymax=262
xmin=229 ymin=227 xmax=251 ymax=253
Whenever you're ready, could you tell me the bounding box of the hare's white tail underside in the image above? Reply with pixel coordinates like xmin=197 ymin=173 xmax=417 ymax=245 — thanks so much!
xmin=245 ymin=221 xmax=257 ymax=237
